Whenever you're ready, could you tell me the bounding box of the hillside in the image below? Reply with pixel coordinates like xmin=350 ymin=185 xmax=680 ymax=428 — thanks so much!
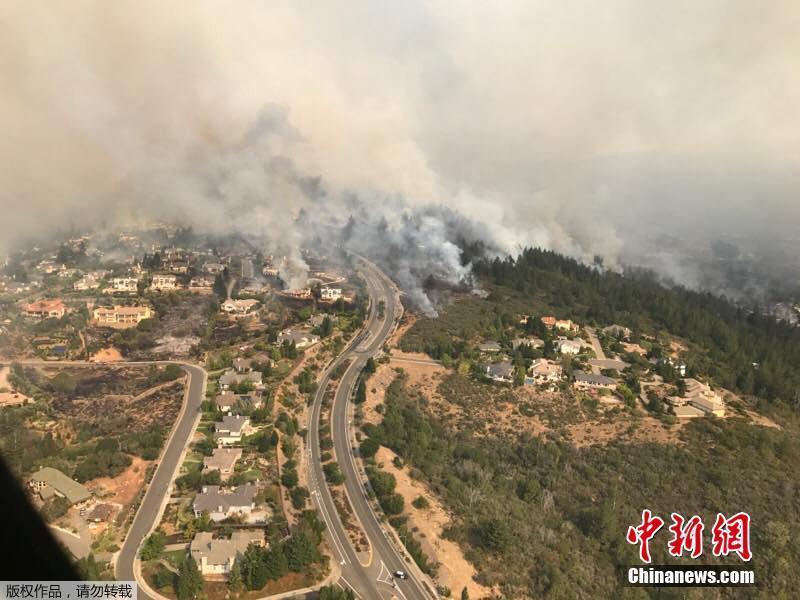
xmin=362 ymin=247 xmax=800 ymax=598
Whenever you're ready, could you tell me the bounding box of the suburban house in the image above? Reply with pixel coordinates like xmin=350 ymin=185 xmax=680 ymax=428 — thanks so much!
xmin=483 ymin=361 xmax=514 ymax=384
xmin=478 ymin=341 xmax=502 ymax=353
xmin=23 ymin=299 xmax=67 ymax=320
xmin=555 ymin=338 xmax=584 ymax=355
xmin=203 ymin=262 xmax=225 ymax=274
xmin=277 ymin=329 xmax=320 ymax=349
xmin=603 ymin=324 xmax=632 ymax=340
xmin=233 ymin=357 xmax=252 ymax=372
xmin=203 ymin=448 xmax=243 ymax=479
xmin=220 ymin=299 xmax=260 ymax=317
xmin=320 ymin=287 xmax=343 ymax=302
xmin=215 ymin=392 xmax=239 ymax=413
xmin=512 ymin=337 xmax=544 ymax=350
xmin=541 ymin=316 xmax=557 ymax=328
xmin=525 ymin=359 xmax=563 ymax=384
xmin=193 ymin=484 xmax=258 ymax=521
xmin=218 ymin=369 xmax=263 ymax=391
xmin=190 ymin=530 xmax=264 ymax=576
xmin=188 ymin=276 xmax=214 ymax=292
xmin=74 ymin=275 xmax=101 ymax=291
xmin=555 ymin=319 xmax=579 ymax=332
xmin=29 ymin=467 xmax=91 ymax=505
xmin=150 ymin=274 xmax=178 ymax=291
xmin=92 ymin=305 xmax=152 ymax=328
xmin=573 ymin=371 xmax=618 ymax=392
xmin=283 ymin=288 xmax=312 ymax=299
xmin=105 ymin=277 xmax=139 ymax=294
xmin=215 ymin=390 xmax=262 ymax=413
xmin=215 ymin=415 xmax=251 ymax=446
xmin=668 ymin=401 xmax=706 ymax=419
xmin=675 ymin=379 xmax=726 ymax=417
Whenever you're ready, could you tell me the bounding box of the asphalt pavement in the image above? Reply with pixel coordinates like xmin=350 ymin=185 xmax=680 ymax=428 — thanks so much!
xmin=115 ymin=363 xmax=207 ymax=596
xmin=307 ymin=258 xmax=433 ymax=600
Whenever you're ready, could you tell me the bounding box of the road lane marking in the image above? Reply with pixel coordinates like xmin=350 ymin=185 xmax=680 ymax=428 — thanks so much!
xmin=339 ymin=576 xmax=364 ymax=599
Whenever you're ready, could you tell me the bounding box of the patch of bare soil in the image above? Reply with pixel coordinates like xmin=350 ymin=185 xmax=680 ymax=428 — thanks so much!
xmin=567 ymin=414 xmax=682 ymax=447
xmin=388 ymin=314 xmax=417 ymax=348
xmin=670 ymin=339 xmax=688 ymax=358
xmin=375 ymin=447 xmax=493 ymax=600
xmin=87 ymin=455 xmax=151 ymax=506
xmin=363 ymin=364 xmax=397 ymax=425
xmin=0 ymin=366 xmax=31 ymax=406
xmin=89 ymin=347 xmax=123 ymax=362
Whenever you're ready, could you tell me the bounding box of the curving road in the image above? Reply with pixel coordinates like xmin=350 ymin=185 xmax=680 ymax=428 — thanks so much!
xmin=307 ymin=258 xmax=433 ymax=600
xmin=115 ymin=363 xmax=207 ymax=596
xmin=0 ymin=359 xmax=207 ymax=597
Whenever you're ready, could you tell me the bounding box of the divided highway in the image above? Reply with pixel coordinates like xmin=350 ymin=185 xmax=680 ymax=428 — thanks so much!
xmin=7 ymin=258 xmax=429 ymax=600
xmin=307 ymin=258 xmax=432 ymax=600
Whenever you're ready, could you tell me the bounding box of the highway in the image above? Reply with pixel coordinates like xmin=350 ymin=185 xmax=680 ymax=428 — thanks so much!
xmin=307 ymin=258 xmax=433 ymax=600
xmin=5 ymin=258 xmax=428 ymax=600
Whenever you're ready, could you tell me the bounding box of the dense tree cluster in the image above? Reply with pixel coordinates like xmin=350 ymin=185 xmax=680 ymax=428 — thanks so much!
xmin=230 ymin=510 xmax=326 ymax=591
xmin=363 ymin=374 xmax=800 ymax=597
xmin=472 ymin=248 xmax=800 ymax=409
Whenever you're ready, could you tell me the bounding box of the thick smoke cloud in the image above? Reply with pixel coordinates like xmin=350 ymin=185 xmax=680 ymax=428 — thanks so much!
xmin=2 ymin=1 xmax=799 ymax=304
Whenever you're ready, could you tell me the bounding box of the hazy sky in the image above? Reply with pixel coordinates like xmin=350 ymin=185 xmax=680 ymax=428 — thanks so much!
xmin=1 ymin=1 xmax=799 ymax=283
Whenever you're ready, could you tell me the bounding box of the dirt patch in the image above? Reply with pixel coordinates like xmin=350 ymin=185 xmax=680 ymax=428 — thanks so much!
xmin=375 ymin=447 xmax=492 ymax=599
xmin=388 ymin=314 xmax=417 ymax=348
xmin=87 ymin=456 xmax=152 ymax=505
xmin=363 ymin=364 xmax=400 ymax=425
xmin=90 ymin=347 xmax=123 ymax=362
xmin=670 ymin=339 xmax=688 ymax=358
xmin=0 ymin=366 xmax=31 ymax=406
xmin=567 ymin=414 xmax=683 ymax=447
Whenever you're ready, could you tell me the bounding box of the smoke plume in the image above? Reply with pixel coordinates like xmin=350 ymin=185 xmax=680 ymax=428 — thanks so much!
xmin=2 ymin=1 xmax=800 ymax=306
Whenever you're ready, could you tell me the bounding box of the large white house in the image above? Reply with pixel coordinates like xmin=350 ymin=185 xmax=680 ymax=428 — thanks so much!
xmin=105 ymin=277 xmax=139 ymax=294
xmin=190 ymin=530 xmax=264 ymax=576
xmin=320 ymin=287 xmax=342 ymax=301
xmin=150 ymin=274 xmax=178 ymax=291
xmin=221 ymin=298 xmax=260 ymax=317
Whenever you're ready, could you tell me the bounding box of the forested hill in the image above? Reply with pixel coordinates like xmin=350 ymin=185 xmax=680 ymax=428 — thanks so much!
xmin=471 ymin=248 xmax=800 ymax=408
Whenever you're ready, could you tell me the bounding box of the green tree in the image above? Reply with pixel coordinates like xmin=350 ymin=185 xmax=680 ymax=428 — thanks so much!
xmin=319 ymin=585 xmax=355 ymax=600
xmin=140 ymin=531 xmax=167 ymax=561
xmin=355 ymin=378 xmax=367 ymax=404
xmin=228 ymin=557 xmax=244 ymax=593
xmin=380 ymin=493 xmax=405 ymax=515
xmin=285 ymin=531 xmax=317 ymax=571
xmin=240 ymin=543 xmax=268 ymax=590
xmin=461 ymin=587 xmax=469 ymax=600
xmin=263 ymin=545 xmax=289 ymax=580
xmin=175 ymin=555 xmax=203 ymax=600
xmin=75 ymin=553 xmax=101 ymax=580
xmin=360 ymin=437 xmax=379 ymax=459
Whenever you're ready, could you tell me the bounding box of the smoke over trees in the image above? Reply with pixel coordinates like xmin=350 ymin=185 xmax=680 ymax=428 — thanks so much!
xmin=2 ymin=2 xmax=799 ymax=304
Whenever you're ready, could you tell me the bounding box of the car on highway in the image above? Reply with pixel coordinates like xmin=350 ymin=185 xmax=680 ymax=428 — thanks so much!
xmin=394 ymin=570 xmax=408 ymax=580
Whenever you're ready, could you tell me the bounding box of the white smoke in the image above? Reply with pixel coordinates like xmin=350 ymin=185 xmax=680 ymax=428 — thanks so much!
xmin=2 ymin=1 xmax=800 ymax=304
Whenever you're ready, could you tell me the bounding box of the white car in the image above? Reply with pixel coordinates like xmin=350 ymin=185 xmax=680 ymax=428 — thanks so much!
xmin=394 ymin=571 xmax=408 ymax=580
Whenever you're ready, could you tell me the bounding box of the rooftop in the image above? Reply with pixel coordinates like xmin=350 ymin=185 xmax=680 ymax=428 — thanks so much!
xmin=193 ymin=484 xmax=257 ymax=513
xmin=30 ymin=467 xmax=91 ymax=504
xmin=190 ymin=530 xmax=263 ymax=567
